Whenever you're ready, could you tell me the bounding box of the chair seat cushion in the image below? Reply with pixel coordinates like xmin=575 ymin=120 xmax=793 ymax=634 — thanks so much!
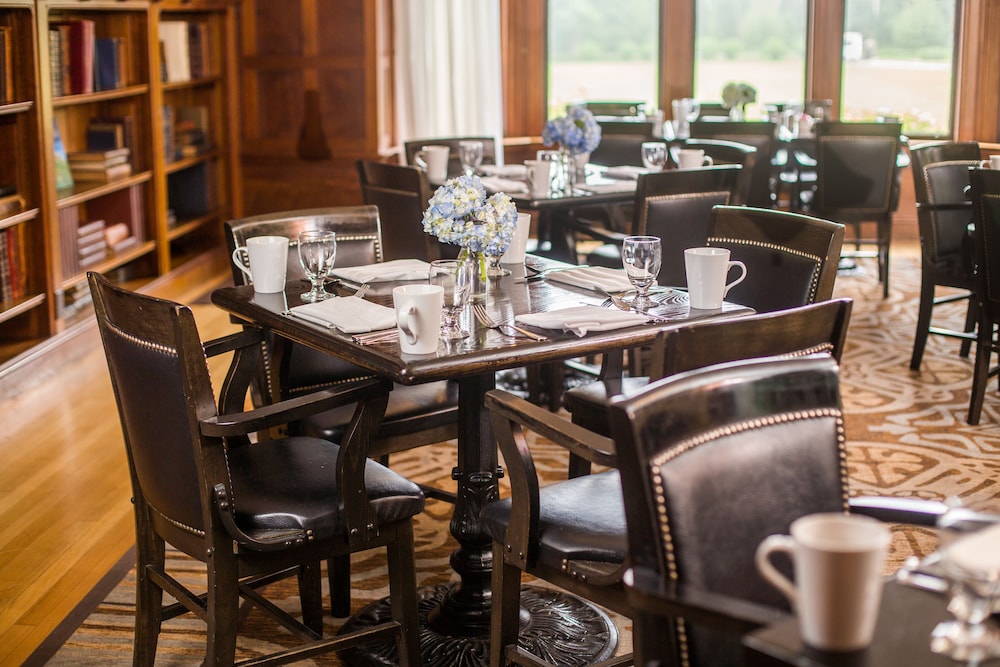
xmin=480 ymin=470 xmax=626 ymax=570
xmin=563 ymin=377 xmax=651 ymax=437
xmin=228 ymin=436 xmax=425 ymax=541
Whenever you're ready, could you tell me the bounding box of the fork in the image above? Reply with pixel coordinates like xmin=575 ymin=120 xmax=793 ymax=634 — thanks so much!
xmin=353 ymin=283 xmax=370 ymax=298
xmin=472 ymin=303 xmax=548 ymax=341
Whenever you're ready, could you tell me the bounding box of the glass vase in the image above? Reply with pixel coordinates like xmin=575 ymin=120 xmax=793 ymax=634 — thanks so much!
xmin=559 ymin=148 xmax=575 ymax=195
xmin=487 ymin=252 xmax=510 ymax=278
xmin=462 ymin=250 xmax=488 ymax=303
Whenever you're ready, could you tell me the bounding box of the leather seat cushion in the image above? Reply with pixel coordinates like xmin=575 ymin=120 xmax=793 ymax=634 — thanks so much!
xmin=480 ymin=470 xmax=626 ymax=570
xmin=228 ymin=436 xmax=425 ymax=541
xmin=563 ymin=377 xmax=651 ymax=437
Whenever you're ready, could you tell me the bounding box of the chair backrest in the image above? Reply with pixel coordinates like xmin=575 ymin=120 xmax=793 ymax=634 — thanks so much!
xmin=632 ymin=165 xmax=741 ymax=288
xmin=688 ymin=120 xmax=779 ymax=208
xmin=585 ymin=100 xmax=647 ymax=117
xmin=355 ymin=159 xmax=442 ymax=261
xmin=810 ymin=121 xmax=902 ymax=221
xmin=595 ymin=119 xmax=657 ymax=138
xmin=590 ymin=134 xmax=655 ymax=166
xmin=910 ymin=141 xmax=980 ymax=267
xmin=610 ymin=355 xmax=849 ymax=666
xmin=969 ymin=167 xmax=1000 ymax=313
xmin=674 ymin=138 xmax=758 ymax=205
xmin=707 ymin=205 xmax=845 ymax=312
xmin=402 ymin=136 xmax=497 ymax=179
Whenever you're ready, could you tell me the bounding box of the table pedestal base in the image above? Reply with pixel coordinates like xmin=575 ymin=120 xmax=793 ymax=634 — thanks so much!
xmin=339 ymin=583 xmax=619 ymax=667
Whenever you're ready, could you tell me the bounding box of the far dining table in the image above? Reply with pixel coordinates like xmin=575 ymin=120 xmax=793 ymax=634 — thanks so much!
xmin=211 ymin=255 xmax=752 ymax=667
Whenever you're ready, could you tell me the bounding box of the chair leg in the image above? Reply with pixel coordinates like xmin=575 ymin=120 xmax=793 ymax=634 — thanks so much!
xmin=910 ymin=275 xmax=936 ymax=370
xmin=968 ymin=317 xmax=993 ymax=425
xmin=961 ymin=298 xmax=978 ymax=358
xmin=206 ymin=548 xmax=241 ymax=667
xmin=298 ymin=561 xmax=324 ymax=633
xmin=328 ymin=555 xmax=352 ymax=618
xmin=386 ymin=521 xmax=422 ymax=667
xmin=490 ymin=541 xmax=524 ymax=667
xmin=133 ymin=533 xmax=165 ymax=667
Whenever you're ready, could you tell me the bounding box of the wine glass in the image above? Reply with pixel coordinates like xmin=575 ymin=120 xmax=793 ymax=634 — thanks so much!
xmin=641 ymin=141 xmax=667 ymax=171
xmin=459 ymin=140 xmax=484 ymax=176
xmin=622 ymin=235 xmax=662 ymax=312
xmin=429 ymin=259 xmax=472 ymax=339
xmin=297 ymin=230 xmax=337 ymax=302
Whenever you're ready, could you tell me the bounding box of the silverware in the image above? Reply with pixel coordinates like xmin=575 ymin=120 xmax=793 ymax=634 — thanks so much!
xmin=472 ymin=303 xmax=548 ymax=341
xmin=352 ymin=328 xmax=398 ymax=345
xmin=518 ymin=264 xmax=590 ymax=283
xmin=606 ymin=293 xmax=672 ymax=323
xmin=353 ymin=283 xmax=370 ymax=298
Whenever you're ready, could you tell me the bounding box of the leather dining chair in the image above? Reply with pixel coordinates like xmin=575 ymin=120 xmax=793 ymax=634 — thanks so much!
xmin=967 ymin=167 xmax=1000 ymax=425
xmin=88 ymin=271 xmax=424 ymax=666
xmin=671 ymin=138 xmax=757 ymax=205
xmin=809 ymin=120 xmax=903 ymax=298
xmin=402 ymin=135 xmax=497 ymax=179
xmin=908 ymin=141 xmax=980 ymax=371
xmin=688 ymin=119 xmax=780 ymax=208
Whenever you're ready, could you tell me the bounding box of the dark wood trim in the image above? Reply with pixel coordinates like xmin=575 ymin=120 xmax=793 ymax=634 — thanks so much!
xmin=806 ymin=0 xmax=844 ymax=117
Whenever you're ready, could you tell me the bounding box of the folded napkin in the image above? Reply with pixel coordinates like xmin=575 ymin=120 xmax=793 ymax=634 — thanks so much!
xmin=479 ymin=164 xmax=528 ymax=179
xmin=331 ymin=259 xmax=431 ymax=284
xmin=480 ymin=176 xmax=528 ymax=194
xmin=603 ymin=165 xmax=650 ymax=180
xmin=516 ymin=305 xmax=648 ymax=337
xmin=544 ymin=266 xmax=636 ymax=293
xmin=576 ymin=181 xmax=637 ymax=194
xmin=288 ymin=296 xmax=397 ymax=334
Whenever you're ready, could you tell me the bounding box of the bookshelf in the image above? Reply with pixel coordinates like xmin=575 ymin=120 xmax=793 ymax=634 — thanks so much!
xmin=0 ymin=0 xmax=240 ymax=371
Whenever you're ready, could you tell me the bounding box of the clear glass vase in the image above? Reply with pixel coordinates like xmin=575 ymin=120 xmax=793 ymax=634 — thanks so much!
xmin=461 ymin=250 xmax=488 ymax=303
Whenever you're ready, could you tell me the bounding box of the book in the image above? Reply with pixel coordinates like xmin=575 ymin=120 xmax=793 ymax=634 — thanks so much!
xmin=0 ymin=193 xmax=24 ymax=217
xmin=94 ymin=37 xmax=123 ymax=91
xmin=187 ymin=22 xmax=209 ymax=78
xmin=0 ymin=26 xmax=11 ymax=104
xmin=71 ymin=162 xmax=132 ymax=183
xmin=57 ymin=205 xmax=80 ymax=275
xmin=52 ymin=120 xmax=74 ymax=191
xmin=87 ymin=116 xmax=134 ymax=154
xmin=167 ymin=163 xmax=212 ymax=219
xmin=68 ymin=147 xmax=131 ymax=164
xmin=159 ymin=21 xmax=191 ymax=83
xmin=0 ymin=229 xmax=10 ymax=302
xmin=52 ymin=19 xmax=95 ymax=94
xmin=175 ymin=106 xmax=210 ymax=156
xmin=162 ymin=105 xmax=175 ymax=162
xmin=47 ymin=27 xmax=64 ymax=97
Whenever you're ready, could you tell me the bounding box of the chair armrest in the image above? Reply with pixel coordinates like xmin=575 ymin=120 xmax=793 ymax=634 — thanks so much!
xmin=915 ymin=201 xmax=972 ymax=212
xmin=202 ymin=328 xmax=265 ymax=357
xmin=202 ymin=376 xmax=391 ymax=438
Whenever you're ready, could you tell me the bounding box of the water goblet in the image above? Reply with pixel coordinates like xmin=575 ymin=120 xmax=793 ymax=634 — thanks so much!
xmin=641 ymin=141 xmax=668 ymax=171
xmin=298 ymin=230 xmax=337 ymax=302
xmin=622 ymin=235 xmax=662 ymax=312
xmin=429 ymin=259 xmax=472 ymax=339
xmin=459 ymin=140 xmax=484 ymax=176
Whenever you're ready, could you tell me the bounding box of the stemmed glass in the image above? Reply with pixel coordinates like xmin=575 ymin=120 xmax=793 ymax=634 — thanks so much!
xmin=459 ymin=140 xmax=484 ymax=176
xmin=622 ymin=235 xmax=662 ymax=312
xmin=297 ymin=230 xmax=337 ymax=302
xmin=641 ymin=141 xmax=667 ymax=171
xmin=429 ymin=259 xmax=472 ymax=339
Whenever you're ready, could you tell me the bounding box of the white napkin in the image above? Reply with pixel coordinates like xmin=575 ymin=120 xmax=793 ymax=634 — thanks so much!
xmin=288 ymin=296 xmax=397 ymax=333
xmin=330 ymin=259 xmax=431 ymax=284
xmin=544 ymin=266 xmax=636 ymax=293
xmin=603 ymin=165 xmax=650 ymax=180
xmin=576 ymin=181 xmax=637 ymax=194
xmin=480 ymin=176 xmax=528 ymax=194
xmin=516 ymin=305 xmax=648 ymax=337
xmin=479 ymin=164 xmax=528 ymax=179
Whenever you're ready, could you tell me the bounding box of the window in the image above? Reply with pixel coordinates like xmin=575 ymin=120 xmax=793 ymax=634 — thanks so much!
xmin=546 ymin=0 xmax=660 ymax=119
xmin=693 ymin=0 xmax=808 ymax=117
xmin=842 ymin=0 xmax=958 ymax=137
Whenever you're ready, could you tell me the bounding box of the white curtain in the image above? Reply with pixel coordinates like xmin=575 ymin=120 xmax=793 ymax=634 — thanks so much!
xmin=394 ymin=0 xmax=505 ymax=163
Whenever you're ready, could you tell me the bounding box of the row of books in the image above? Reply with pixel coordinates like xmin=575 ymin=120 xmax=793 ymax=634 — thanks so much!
xmin=0 ymin=224 xmax=27 ymax=303
xmin=57 ymin=184 xmax=144 ymax=276
xmin=48 ymin=19 xmax=126 ymax=96
xmin=68 ymin=147 xmax=132 ymax=185
xmin=160 ymin=20 xmax=209 ymax=83
xmin=164 ymin=104 xmax=210 ymax=161
xmin=53 ymin=116 xmax=135 ymax=190
xmin=0 ymin=26 xmax=14 ymax=104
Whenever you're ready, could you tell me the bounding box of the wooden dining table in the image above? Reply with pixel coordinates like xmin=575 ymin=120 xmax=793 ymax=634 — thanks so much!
xmin=211 ymin=255 xmax=752 ymax=667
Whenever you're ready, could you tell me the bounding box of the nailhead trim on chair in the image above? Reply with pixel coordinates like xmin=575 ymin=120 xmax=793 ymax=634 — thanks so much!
xmin=639 ymin=191 xmax=731 ymax=232
xmin=707 ymin=236 xmax=823 ymax=304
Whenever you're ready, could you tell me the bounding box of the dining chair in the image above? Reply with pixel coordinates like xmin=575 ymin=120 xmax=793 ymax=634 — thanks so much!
xmin=908 ymin=141 xmax=980 ymax=371
xmin=589 ymin=134 xmax=655 ymax=166
xmin=402 ymin=135 xmax=497 ymax=179
xmin=808 ymin=120 xmax=903 ymax=298
xmin=87 ymin=271 xmax=424 ymax=666
xmin=688 ymin=119 xmax=780 ymax=208
xmin=584 ymin=100 xmax=647 ymax=117
xmin=611 ymin=355 xmax=948 ymax=667
xmin=966 ymin=167 xmax=1000 ymax=425
xmin=355 ymin=158 xmax=450 ymax=261
xmin=671 ymin=138 xmax=757 ymax=205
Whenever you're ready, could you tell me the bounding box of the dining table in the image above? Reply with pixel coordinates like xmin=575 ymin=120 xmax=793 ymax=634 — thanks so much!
xmin=211 ymin=255 xmax=753 ymax=667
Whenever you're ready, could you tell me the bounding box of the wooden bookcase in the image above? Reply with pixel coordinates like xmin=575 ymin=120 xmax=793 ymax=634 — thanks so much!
xmin=0 ymin=0 xmax=239 ymax=370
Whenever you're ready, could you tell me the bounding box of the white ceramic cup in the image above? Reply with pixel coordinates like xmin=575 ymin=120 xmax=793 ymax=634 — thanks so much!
xmin=501 ymin=213 xmax=532 ymax=265
xmin=755 ymin=513 xmax=891 ymax=652
xmin=231 ymin=235 xmax=289 ymax=294
xmin=414 ymin=145 xmax=450 ymax=183
xmin=684 ymin=247 xmax=746 ymax=309
xmin=393 ymin=284 xmax=444 ymax=354
xmin=677 ymin=148 xmax=714 ymax=169
xmin=980 ymin=155 xmax=1000 ymax=170
xmin=524 ymin=160 xmax=552 ymax=198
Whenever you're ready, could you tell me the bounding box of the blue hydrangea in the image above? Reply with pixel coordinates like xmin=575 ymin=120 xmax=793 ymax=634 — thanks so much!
xmin=542 ymin=105 xmax=602 ymax=156
xmin=422 ymin=174 xmax=518 ymax=255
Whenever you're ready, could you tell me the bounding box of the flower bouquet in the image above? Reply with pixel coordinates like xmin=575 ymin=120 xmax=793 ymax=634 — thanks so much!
xmin=721 ymin=82 xmax=757 ymax=120
xmin=542 ymin=105 xmax=602 ymax=156
xmin=422 ymin=174 xmax=519 ymax=291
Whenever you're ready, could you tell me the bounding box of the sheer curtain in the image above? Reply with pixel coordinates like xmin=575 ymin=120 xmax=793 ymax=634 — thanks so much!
xmin=394 ymin=0 xmax=505 ymax=163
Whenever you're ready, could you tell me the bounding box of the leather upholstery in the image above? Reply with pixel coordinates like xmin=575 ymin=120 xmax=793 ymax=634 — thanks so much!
xmin=968 ymin=169 xmax=1000 ymax=424
xmin=689 ymin=120 xmax=779 ymax=208
xmin=673 ymin=138 xmax=757 ymax=206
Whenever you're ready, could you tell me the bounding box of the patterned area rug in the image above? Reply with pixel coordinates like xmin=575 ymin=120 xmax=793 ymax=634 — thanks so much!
xmin=37 ymin=253 xmax=1000 ymax=665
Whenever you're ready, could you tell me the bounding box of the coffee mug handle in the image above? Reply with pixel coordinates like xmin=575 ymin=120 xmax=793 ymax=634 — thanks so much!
xmin=231 ymin=246 xmax=253 ymax=282
xmin=414 ymin=151 xmax=428 ymax=170
xmin=399 ymin=305 xmax=419 ymax=345
xmin=755 ymin=534 xmax=798 ymax=606
xmin=703 ymin=155 xmax=714 ymax=166
xmin=982 ymin=160 xmax=992 ymax=170
xmin=723 ymin=260 xmax=747 ymax=295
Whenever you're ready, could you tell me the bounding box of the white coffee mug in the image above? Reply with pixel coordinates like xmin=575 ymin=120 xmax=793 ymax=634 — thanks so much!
xmin=414 ymin=145 xmax=450 ymax=183
xmin=524 ymin=160 xmax=552 ymax=198
xmin=684 ymin=247 xmax=746 ymax=309
xmin=756 ymin=513 xmax=890 ymax=652
xmin=231 ymin=235 xmax=289 ymax=294
xmin=677 ymin=148 xmax=714 ymax=169
xmin=501 ymin=213 xmax=532 ymax=265
xmin=980 ymin=155 xmax=1000 ymax=170
xmin=393 ymin=284 xmax=444 ymax=354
